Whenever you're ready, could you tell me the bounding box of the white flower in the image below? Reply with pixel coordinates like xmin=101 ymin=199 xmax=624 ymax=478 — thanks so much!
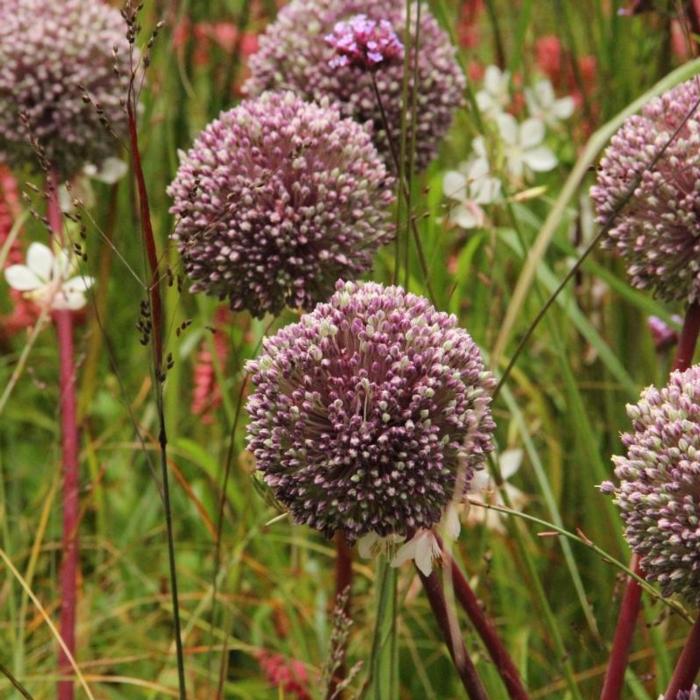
xmin=476 ymin=65 xmax=511 ymax=117
xmin=466 ymin=449 xmax=528 ymax=533
xmin=443 ymin=158 xmax=501 ymax=229
xmin=496 ymin=113 xmax=557 ymax=181
xmin=59 ymin=157 xmax=128 ymax=212
xmin=4 ymin=242 xmax=94 ymax=311
xmin=525 ymin=79 xmax=575 ymax=128
xmin=357 ymin=504 xmax=462 ymax=577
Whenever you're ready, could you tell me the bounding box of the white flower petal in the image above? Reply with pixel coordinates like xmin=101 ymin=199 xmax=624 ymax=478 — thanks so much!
xmin=450 ymin=203 xmax=482 ymax=229
xmin=496 ymin=113 xmax=518 ymax=145
xmin=469 ymin=468 xmax=493 ymax=494
xmin=534 ymin=79 xmax=556 ymax=106
xmin=499 ymin=448 xmax=523 ymax=479
xmin=443 ymin=505 xmax=461 ymax=541
xmin=52 ymin=289 xmax=87 ymax=311
xmin=390 ymin=537 xmax=417 ymax=569
xmin=414 ymin=532 xmax=441 ymax=577
xmin=554 ymin=96 xmax=575 ymax=120
xmin=472 ymin=176 xmax=501 ymax=205
xmin=54 ymin=248 xmax=75 ymax=279
xmin=519 ymin=118 xmax=545 ymax=149
xmin=523 ymin=145 xmax=557 ymax=172
xmin=357 ymin=532 xmax=379 ymax=559
xmin=92 ymin=157 xmax=128 ymax=184
xmin=443 ymin=171 xmax=467 ymax=201
xmin=27 ymin=242 xmax=54 ymax=282
xmin=4 ymin=265 xmax=42 ymax=291
xmin=63 ymin=276 xmax=95 ymax=295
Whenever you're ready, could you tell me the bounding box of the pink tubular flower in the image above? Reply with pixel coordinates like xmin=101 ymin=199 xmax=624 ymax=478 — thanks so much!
xmin=256 ymin=651 xmax=311 ymax=700
xmin=325 ymin=14 xmax=404 ymax=70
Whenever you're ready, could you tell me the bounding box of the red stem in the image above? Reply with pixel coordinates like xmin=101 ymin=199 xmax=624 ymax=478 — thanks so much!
xmin=601 ymin=302 xmax=700 ymax=700
xmin=417 ymin=566 xmax=488 ymax=700
xmin=665 ymin=615 xmax=700 ymax=699
xmin=47 ymin=176 xmax=79 ymax=700
xmin=443 ymin=548 xmax=529 ymax=700
xmin=55 ymin=309 xmax=79 ymax=700
xmin=327 ymin=532 xmax=353 ymax=700
xmin=599 ymin=555 xmax=643 ymax=700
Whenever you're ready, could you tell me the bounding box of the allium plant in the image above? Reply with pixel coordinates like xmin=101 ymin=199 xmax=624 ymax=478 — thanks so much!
xmin=591 ymin=78 xmax=700 ymax=304
xmin=0 ymin=0 xmax=132 ymax=177
xmin=168 ymin=91 xmax=394 ymax=317
xmin=601 ymin=366 xmax=700 ymax=604
xmin=246 ymin=280 xmax=496 ymax=543
xmin=245 ymin=0 xmax=465 ymax=170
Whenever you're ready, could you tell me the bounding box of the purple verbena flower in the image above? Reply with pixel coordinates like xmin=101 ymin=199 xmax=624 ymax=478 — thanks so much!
xmin=325 ymin=14 xmax=404 ymax=70
xmin=245 ymin=280 xmax=496 ymax=542
xmin=603 ymin=365 xmax=700 ymax=604
xmin=0 ymin=0 xmax=132 ymax=177
xmin=591 ymin=78 xmax=700 ymax=304
xmin=167 ymin=92 xmax=394 ymax=317
xmin=245 ymin=0 xmax=465 ymax=171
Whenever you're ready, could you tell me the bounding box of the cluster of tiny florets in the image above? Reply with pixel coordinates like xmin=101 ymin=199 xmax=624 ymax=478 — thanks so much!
xmin=167 ymin=91 xmax=394 ymax=317
xmin=246 ymin=281 xmax=496 ymax=542
xmin=660 ymin=687 xmax=700 ymax=700
xmin=601 ymin=366 xmax=700 ymax=604
xmin=591 ymin=78 xmax=700 ymax=304
xmin=325 ymin=14 xmax=404 ymax=70
xmin=245 ymin=0 xmax=465 ymax=170
xmin=0 ymin=0 xmax=132 ymax=177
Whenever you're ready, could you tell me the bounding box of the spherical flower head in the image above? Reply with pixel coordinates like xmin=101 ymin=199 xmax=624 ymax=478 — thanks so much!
xmin=245 ymin=0 xmax=465 ymax=171
xmin=168 ymin=92 xmax=394 ymax=317
xmin=325 ymin=14 xmax=404 ymax=70
xmin=0 ymin=0 xmax=133 ymax=178
xmin=602 ymin=365 xmax=700 ymax=604
xmin=591 ymin=78 xmax=700 ymax=304
xmin=246 ymin=280 xmax=496 ymax=542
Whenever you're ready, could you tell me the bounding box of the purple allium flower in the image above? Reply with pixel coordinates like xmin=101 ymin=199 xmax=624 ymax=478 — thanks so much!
xmin=0 ymin=0 xmax=132 ymax=178
xmin=591 ymin=78 xmax=700 ymax=304
xmin=245 ymin=280 xmax=496 ymax=542
xmin=648 ymin=315 xmax=681 ymax=352
xmin=602 ymin=366 xmax=700 ymax=604
xmin=167 ymin=92 xmax=394 ymax=317
xmin=245 ymin=0 xmax=465 ymax=171
xmin=325 ymin=14 xmax=404 ymax=70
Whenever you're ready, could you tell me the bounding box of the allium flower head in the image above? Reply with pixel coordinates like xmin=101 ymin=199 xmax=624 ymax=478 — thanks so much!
xmin=246 ymin=281 xmax=496 ymax=542
xmin=167 ymin=92 xmax=394 ymax=317
xmin=591 ymin=78 xmax=700 ymax=303
xmin=601 ymin=366 xmax=700 ymax=604
xmin=659 ymin=687 xmax=700 ymax=700
xmin=0 ymin=0 xmax=132 ymax=178
xmin=325 ymin=14 xmax=404 ymax=70
xmin=245 ymin=0 xmax=465 ymax=170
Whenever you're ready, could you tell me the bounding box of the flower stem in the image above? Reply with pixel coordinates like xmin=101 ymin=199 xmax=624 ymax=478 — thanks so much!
xmin=601 ymin=302 xmax=700 ymax=700
xmin=443 ymin=548 xmax=529 ymax=700
xmin=46 ymin=175 xmax=79 ymax=700
xmin=417 ymin=566 xmax=488 ymax=700
xmin=664 ymin=614 xmax=700 ymax=699
xmin=599 ymin=555 xmax=643 ymax=700
xmin=328 ymin=532 xmax=353 ymax=700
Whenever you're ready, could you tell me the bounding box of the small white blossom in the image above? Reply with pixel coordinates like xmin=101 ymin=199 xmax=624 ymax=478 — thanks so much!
xmin=59 ymin=157 xmax=128 ymax=212
xmin=358 ymin=504 xmax=461 ymax=577
xmin=525 ymin=79 xmax=575 ymax=128
xmin=4 ymin=242 xmax=94 ymax=311
xmin=496 ymin=113 xmax=557 ymax=181
xmin=466 ymin=449 xmax=528 ymax=533
xmin=443 ymin=158 xmax=501 ymax=229
xmin=476 ymin=65 xmax=511 ymax=117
